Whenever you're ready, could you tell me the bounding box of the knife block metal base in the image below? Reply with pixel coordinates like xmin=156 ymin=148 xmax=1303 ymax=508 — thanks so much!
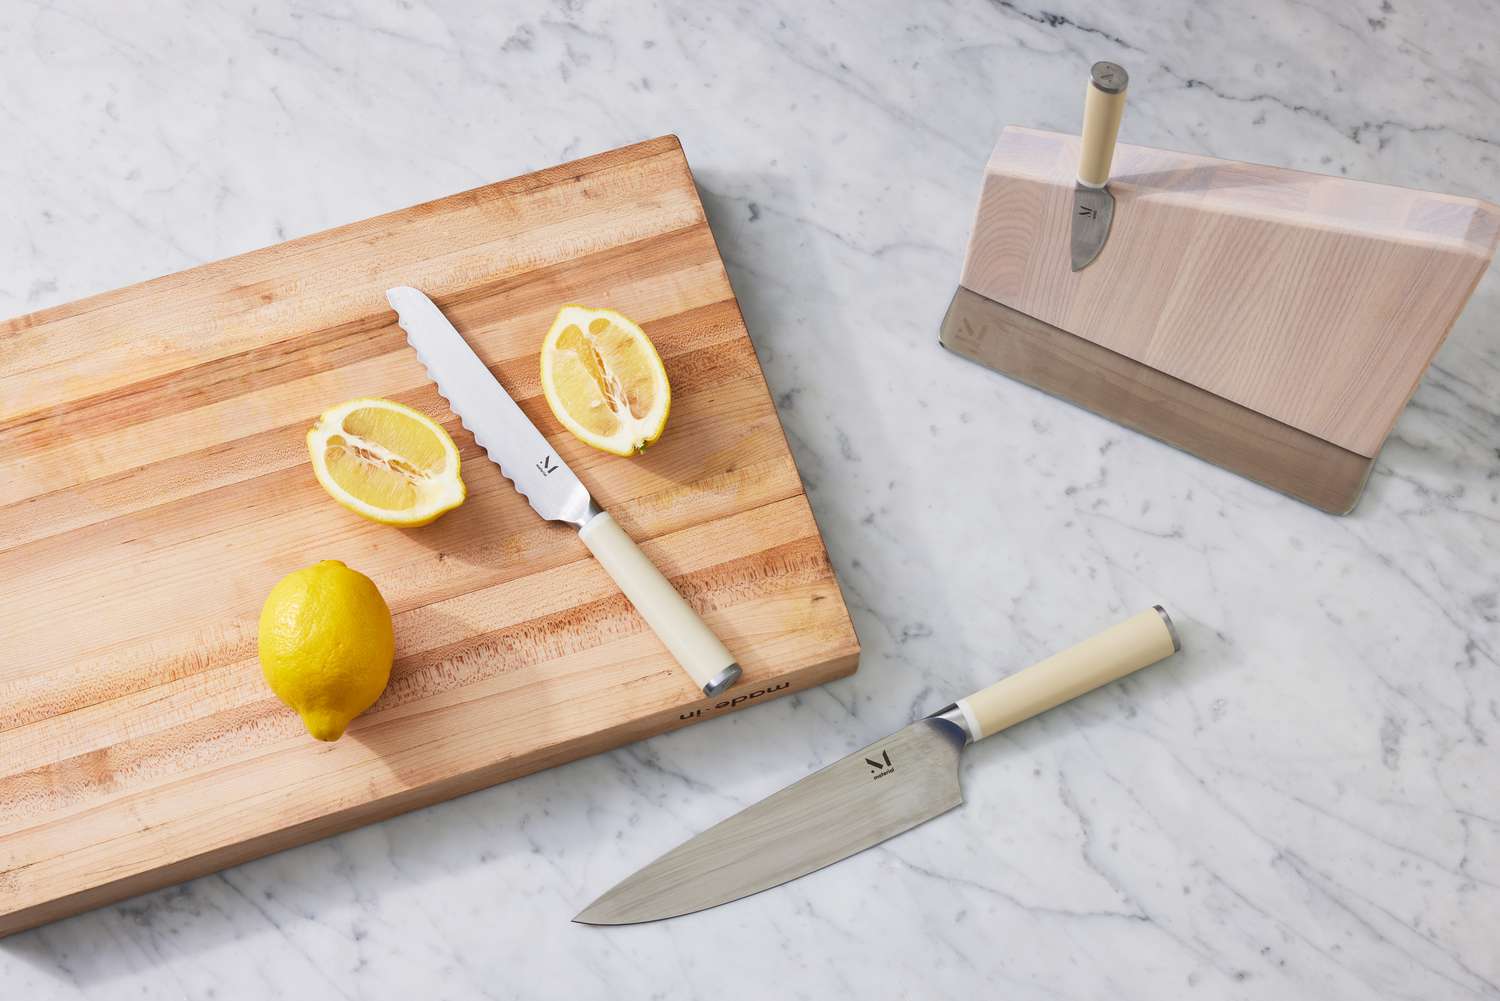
xmin=940 ymin=286 xmax=1375 ymax=514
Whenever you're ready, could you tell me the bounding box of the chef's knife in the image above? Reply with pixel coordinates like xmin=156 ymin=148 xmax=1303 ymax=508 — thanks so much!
xmin=1071 ymin=61 xmax=1129 ymax=271
xmin=575 ymin=606 xmax=1179 ymax=924
xmin=386 ymin=287 xmax=742 ymax=697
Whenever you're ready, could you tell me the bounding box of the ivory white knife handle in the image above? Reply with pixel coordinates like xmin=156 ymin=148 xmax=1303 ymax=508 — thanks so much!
xmin=579 ymin=510 xmax=742 ymax=697
xmin=956 ymin=607 xmax=1177 ymax=740
xmin=1077 ymin=61 xmax=1129 ymax=188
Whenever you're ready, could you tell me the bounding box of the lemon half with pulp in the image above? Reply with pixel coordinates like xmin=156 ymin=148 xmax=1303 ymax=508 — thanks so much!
xmin=307 ymin=397 xmax=465 ymax=526
xmin=539 ymin=306 xmax=671 ymax=456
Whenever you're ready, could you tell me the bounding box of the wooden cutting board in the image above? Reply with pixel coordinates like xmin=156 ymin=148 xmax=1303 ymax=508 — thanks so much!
xmin=0 ymin=136 xmax=859 ymax=936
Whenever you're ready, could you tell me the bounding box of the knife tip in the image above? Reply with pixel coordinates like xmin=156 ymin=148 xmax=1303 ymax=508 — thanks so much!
xmin=385 ymin=285 xmax=422 ymax=311
xmin=573 ymin=897 xmax=639 ymax=926
xmin=572 ymin=907 xmax=606 ymax=926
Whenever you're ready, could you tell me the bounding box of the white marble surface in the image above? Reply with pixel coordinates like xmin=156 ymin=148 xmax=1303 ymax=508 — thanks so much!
xmin=3 ymin=0 xmax=1498 ymax=997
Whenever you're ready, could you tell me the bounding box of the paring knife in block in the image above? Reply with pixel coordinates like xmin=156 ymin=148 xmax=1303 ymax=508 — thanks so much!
xmin=387 ymin=286 xmax=741 ymax=697
xmin=1071 ymin=60 xmax=1128 ymax=271
xmin=943 ymin=61 xmax=1500 ymax=514
xmin=577 ymin=607 xmax=1180 ymax=924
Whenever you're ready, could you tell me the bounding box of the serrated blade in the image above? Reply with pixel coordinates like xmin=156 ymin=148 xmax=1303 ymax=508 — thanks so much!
xmin=386 ymin=286 xmax=596 ymax=528
xmin=574 ymin=717 xmax=966 ymax=924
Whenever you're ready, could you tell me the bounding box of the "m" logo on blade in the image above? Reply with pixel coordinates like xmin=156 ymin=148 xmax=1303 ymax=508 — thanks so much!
xmin=865 ymin=749 xmax=894 ymax=779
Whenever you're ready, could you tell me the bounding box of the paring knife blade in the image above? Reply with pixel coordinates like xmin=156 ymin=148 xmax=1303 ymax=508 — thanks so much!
xmin=1071 ymin=61 xmax=1128 ymax=272
xmin=1071 ymin=185 xmax=1115 ymax=272
xmin=576 ymin=607 xmax=1180 ymax=924
xmin=387 ymin=287 xmax=742 ymax=697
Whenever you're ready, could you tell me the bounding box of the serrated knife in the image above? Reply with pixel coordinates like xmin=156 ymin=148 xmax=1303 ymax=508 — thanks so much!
xmin=1072 ymin=61 xmax=1129 ymax=271
xmin=575 ymin=606 xmax=1179 ymax=924
xmin=386 ymin=286 xmax=741 ymax=697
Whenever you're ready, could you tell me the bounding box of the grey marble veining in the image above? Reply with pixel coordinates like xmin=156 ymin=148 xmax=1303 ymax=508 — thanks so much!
xmin=2 ymin=1 xmax=1497 ymax=998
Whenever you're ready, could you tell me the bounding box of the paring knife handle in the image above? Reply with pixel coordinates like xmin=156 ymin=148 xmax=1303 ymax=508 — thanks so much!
xmin=955 ymin=607 xmax=1178 ymax=741
xmin=1077 ymin=61 xmax=1129 ymax=188
xmin=579 ymin=511 xmax=742 ymax=697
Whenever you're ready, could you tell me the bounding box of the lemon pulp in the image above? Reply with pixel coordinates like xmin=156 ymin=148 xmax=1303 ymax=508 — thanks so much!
xmin=307 ymin=397 xmax=465 ymax=526
xmin=540 ymin=306 xmax=671 ymax=456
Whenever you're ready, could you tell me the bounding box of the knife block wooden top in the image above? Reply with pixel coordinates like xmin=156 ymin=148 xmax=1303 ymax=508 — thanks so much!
xmin=959 ymin=127 xmax=1500 ymax=459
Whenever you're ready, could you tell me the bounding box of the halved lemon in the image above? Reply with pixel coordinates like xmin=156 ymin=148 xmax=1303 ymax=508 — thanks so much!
xmin=306 ymin=398 xmax=465 ymax=526
xmin=539 ymin=305 xmax=671 ymax=456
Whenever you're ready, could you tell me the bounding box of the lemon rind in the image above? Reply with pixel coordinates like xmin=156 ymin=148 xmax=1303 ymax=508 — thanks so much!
xmin=539 ymin=305 xmax=672 ymax=457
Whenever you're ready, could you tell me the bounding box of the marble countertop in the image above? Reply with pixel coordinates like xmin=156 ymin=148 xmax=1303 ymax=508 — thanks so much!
xmin=3 ymin=1 xmax=1497 ymax=998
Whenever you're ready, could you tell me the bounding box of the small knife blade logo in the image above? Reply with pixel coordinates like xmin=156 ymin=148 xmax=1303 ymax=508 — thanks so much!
xmin=536 ymin=454 xmax=559 ymax=476
xmin=1077 ymin=204 xmax=1097 ymax=219
xmin=865 ymin=749 xmax=894 ymax=779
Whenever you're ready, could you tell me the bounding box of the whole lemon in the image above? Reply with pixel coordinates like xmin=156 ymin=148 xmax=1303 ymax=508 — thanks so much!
xmin=258 ymin=560 xmax=395 ymax=741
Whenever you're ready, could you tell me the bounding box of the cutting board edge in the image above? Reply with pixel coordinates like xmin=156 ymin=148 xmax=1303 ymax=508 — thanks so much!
xmin=0 ymin=134 xmax=691 ymax=336
xmin=663 ymin=135 xmax=866 ymax=656
xmin=0 ymin=646 xmax=859 ymax=939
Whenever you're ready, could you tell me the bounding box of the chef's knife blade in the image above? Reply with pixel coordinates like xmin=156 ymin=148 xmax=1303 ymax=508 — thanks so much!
xmin=387 ymin=286 xmax=741 ymax=697
xmin=576 ymin=607 xmax=1180 ymax=924
xmin=1071 ymin=61 xmax=1128 ymax=272
xmin=575 ymin=719 xmax=964 ymax=925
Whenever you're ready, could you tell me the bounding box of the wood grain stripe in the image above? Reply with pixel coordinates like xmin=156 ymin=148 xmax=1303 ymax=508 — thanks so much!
xmin=0 ymin=534 xmax=835 ymax=826
xmin=0 ymin=296 xmax=751 ymax=546
xmin=0 ymin=453 xmax=803 ymax=727
xmin=0 ymin=222 xmax=726 ymax=448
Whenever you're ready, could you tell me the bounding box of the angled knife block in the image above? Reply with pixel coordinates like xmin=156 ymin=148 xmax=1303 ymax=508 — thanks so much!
xmin=942 ymin=126 xmax=1500 ymax=513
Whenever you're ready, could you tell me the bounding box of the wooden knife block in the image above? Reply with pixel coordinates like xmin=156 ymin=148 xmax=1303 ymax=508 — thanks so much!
xmin=942 ymin=127 xmax=1500 ymax=513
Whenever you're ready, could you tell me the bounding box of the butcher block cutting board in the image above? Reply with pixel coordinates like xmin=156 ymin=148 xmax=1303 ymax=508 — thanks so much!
xmin=0 ymin=136 xmax=859 ymax=936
